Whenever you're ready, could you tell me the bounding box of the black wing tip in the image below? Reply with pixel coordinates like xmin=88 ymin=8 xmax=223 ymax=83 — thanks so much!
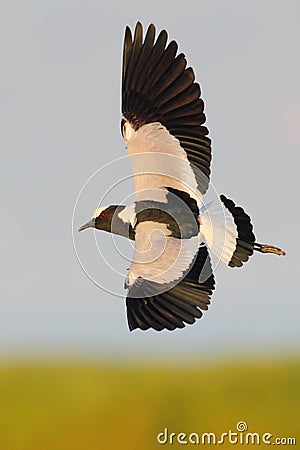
xmin=134 ymin=21 xmax=156 ymax=33
xmin=126 ymin=288 xmax=211 ymax=333
xmin=126 ymin=297 xmax=177 ymax=332
xmin=127 ymin=21 xmax=157 ymax=39
xmin=124 ymin=25 xmax=133 ymax=44
xmin=134 ymin=21 xmax=143 ymax=36
xmin=157 ymin=28 xmax=168 ymax=43
xmin=147 ymin=22 xmax=156 ymax=33
xmin=126 ymin=296 xmax=188 ymax=332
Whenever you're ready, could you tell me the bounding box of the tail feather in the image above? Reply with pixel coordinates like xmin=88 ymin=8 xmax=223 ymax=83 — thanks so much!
xmin=220 ymin=195 xmax=255 ymax=268
xmin=200 ymin=194 xmax=285 ymax=268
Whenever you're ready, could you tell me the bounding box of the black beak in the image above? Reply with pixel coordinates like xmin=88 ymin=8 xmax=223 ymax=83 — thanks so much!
xmin=78 ymin=218 xmax=95 ymax=232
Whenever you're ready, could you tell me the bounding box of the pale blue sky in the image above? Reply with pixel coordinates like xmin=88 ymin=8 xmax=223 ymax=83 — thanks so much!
xmin=0 ymin=0 xmax=299 ymax=360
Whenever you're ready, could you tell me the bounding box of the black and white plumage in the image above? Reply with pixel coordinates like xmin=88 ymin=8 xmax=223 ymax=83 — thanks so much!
xmin=126 ymin=244 xmax=215 ymax=331
xmin=121 ymin=22 xmax=211 ymax=199
xmin=79 ymin=22 xmax=285 ymax=332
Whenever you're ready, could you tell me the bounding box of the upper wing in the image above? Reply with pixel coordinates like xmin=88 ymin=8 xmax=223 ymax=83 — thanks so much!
xmin=121 ymin=22 xmax=212 ymax=202
xmin=126 ymin=243 xmax=215 ymax=331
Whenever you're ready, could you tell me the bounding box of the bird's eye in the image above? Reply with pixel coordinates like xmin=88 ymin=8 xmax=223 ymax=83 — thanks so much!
xmin=100 ymin=212 xmax=107 ymax=219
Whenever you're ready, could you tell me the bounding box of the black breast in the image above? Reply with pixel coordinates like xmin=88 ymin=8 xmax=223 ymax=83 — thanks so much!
xmin=135 ymin=187 xmax=200 ymax=239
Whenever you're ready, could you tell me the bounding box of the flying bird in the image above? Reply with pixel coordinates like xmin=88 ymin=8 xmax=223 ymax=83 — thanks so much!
xmin=79 ymin=22 xmax=285 ymax=332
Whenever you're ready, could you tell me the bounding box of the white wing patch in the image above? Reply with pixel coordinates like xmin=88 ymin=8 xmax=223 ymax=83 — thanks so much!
xmin=118 ymin=204 xmax=137 ymax=229
xmin=200 ymin=200 xmax=238 ymax=264
xmin=124 ymin=122 xmax=202 ymax=206
xmin=126 ymin=221 xmax=201 ymax=288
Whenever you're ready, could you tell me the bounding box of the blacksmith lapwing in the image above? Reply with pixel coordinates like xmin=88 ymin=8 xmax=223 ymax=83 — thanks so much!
xmin=79 ymin=22 xmax=285 ymax=332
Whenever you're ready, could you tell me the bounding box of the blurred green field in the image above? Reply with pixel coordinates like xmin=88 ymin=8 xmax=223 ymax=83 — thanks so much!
xmin=0 ymin=357 xmax=298 ymax=449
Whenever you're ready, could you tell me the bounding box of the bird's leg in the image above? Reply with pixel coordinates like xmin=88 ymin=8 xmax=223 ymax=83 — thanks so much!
xmin=254 ymin=242 xmax=285 ymax=256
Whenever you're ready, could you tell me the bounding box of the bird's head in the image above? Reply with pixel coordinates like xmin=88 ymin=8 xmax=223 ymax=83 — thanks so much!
xmin=78 ymin=206 xmax=118 ymax=233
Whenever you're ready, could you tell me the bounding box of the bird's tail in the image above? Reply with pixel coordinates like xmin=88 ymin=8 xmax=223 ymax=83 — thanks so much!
xmin=200 ymin=195 xmax=285 ymax=268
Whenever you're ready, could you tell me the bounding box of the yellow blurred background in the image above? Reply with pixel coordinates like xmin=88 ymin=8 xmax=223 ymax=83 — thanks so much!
xmin=0 ymin=357 xmax=298 ymax=449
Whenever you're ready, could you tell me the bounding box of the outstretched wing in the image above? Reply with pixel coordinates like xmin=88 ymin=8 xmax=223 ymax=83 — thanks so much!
xmin=121 ymin=22 xmax=212 ymax=203
xmin=126 ymin=243 xmax=215 ymax=331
